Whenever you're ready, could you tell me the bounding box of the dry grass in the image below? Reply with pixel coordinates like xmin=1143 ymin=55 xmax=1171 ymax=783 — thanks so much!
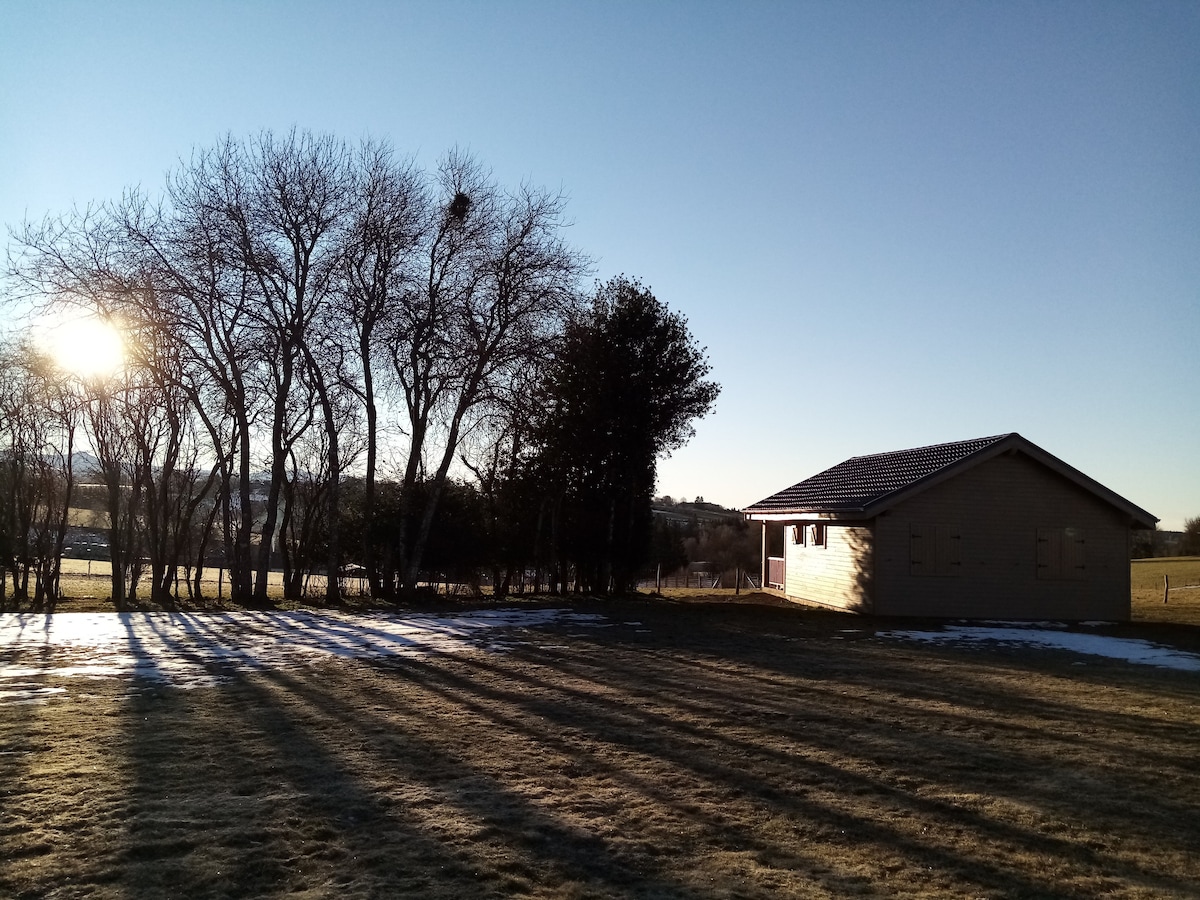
xmin=2 ymin=599 xmax=1199 ymax=898
xmin=46 ymin=559 xmax=1200 ymax=626
xmin=1131 ymin=558 xmax=1200 ymax=626
xmin=49 ymin=559 xmax=322 ymax=609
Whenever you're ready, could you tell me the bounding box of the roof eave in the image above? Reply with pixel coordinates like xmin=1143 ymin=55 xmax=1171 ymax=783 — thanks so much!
xmin=743 ymin=508 xmax=871 ymax=522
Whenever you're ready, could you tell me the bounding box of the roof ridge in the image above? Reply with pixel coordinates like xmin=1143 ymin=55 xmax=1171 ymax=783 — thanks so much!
xmin=845 ymin=433 xmax=1014 ymax=463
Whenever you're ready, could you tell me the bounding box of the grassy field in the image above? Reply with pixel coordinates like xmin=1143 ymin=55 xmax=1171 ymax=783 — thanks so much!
xmin=2 ymin=598 xmax=1200 ymax=898
xmin=48 ymin=558 xmax=335 ymax=609
xmin=42 ymin=557 xmax=1200 ymax=628
xmin=1130 ymin=557 xmax=1200 ymax=625
xmin=4 ymin=562 xmax=1199 ymax=897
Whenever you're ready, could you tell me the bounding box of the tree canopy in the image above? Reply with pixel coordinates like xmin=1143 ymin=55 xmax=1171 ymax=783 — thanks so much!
xmin=2 ymin=132 xmax=721 ymax=607
xmin=522 ymin=276 xmax=721 ymax=593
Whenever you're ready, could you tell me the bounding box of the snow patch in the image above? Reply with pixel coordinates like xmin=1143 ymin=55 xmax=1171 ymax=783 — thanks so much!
xmin=879 ymin=625 xmax=1200 ymax=671
xmin=0 ymin=609 xmax=608 ymax=704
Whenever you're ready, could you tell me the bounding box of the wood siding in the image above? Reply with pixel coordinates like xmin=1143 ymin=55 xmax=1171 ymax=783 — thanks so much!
xmin=872 ymin=453 xmax=1132 ymax=619
xmin=783 ymin=523 xmax=873 ymax=612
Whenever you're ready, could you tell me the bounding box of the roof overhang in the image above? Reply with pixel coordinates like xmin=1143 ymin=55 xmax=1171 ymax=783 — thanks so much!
xmin=744 ymin=510 xmax=871 ymax=523
xmin=742 ymin=433 xmax=1158 ymax=529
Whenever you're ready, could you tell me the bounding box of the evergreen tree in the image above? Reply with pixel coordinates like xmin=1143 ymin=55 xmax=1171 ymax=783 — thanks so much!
xmin=528 ymin=277 xmax=719 ymax=593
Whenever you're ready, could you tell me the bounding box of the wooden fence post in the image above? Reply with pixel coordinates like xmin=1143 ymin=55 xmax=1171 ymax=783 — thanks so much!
xmin=1163 ymin=574 xmax=1169 ymax=604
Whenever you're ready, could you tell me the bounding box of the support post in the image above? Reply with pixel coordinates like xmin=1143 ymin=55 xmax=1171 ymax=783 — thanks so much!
xmin=760 ymin=522 xmax=768 ymax=591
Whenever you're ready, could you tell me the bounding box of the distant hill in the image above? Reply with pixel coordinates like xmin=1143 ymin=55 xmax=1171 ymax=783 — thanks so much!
xmin=651 ymin=499 xmax=742 ymax=527
xmin=70 ymin=450 xmax=102 ymax=477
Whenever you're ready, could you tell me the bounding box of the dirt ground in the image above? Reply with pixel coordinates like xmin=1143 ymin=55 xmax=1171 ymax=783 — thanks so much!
xmin=2 ymin=597 xmax=1199 ymax=899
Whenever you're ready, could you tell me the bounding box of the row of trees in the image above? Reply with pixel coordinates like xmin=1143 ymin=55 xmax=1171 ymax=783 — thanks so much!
xmin=2 ymin=131 xmax=719 ymax=609
xmin=1187 ymin=518 xmax=1200 ymax=557
xmin=1130 ymin=518 xmax=1200 ymax=559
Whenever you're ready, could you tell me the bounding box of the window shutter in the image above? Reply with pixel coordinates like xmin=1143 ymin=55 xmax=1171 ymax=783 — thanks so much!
xmin=1037 ymin=528 xmax=1084 ymax=580
xmin=934 ymin=525 xmax=961 ymax=576
xmin=1037 ymin=528 xmax=1058 ymax=579
xmin=912 ymin=524 xmax=959 ymax=576
xmin=1065 ymin=528 xmax=1086 ymax=578
xmin=910 ymin=525 xmax=928 ymax=575
xmin=811 ymin=524 xmax=827 ymax=547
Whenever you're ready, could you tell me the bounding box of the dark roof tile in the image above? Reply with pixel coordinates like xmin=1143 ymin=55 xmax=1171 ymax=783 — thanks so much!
xmin=745 ymin=434 xmax=1013 ymax=514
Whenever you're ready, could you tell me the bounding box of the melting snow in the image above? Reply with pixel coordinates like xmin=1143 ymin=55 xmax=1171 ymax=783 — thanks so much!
xmin=0 ymin=609 xmax=607 ymax=704
xmin=878 ymin=625 xmax=1200 ymax=671
xmin=4 ymin=610 xmax=1195 ymax=706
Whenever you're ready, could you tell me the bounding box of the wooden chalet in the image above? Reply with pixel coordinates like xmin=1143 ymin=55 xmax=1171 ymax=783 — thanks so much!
xmin=743 ymin=434 xmax=1157 ymax=620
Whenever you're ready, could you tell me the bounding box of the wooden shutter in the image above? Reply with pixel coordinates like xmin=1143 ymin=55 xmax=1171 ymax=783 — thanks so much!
xmin=912 ymin=524 xmax=959 ymax=576
xmin=1037 ymin=528 xmax=1084 ymax=580
xmin=910 ymin=525 xmax=929 ymax=575
xmin=1037 ymin=528 xmax=1061 ymax=580
xmin=933 ymin=525 xmax=962 ymax=576
xmin=1064 ymin=528 xmax=1086 ymax=579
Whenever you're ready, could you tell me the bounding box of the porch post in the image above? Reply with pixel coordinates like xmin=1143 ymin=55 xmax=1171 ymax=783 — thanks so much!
xmin=760 ymin=521 xmax=768 ymax=590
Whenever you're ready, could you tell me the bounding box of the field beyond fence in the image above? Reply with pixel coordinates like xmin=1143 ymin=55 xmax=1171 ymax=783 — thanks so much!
xmin=1129 ymin=557 xmax=1200 ymax=625
xmin=36 ymin=557 xmax=1200 ymax=627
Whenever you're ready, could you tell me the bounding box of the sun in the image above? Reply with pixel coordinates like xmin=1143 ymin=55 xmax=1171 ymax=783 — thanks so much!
xmin=46 ymin=314 xmax=126 ymax=379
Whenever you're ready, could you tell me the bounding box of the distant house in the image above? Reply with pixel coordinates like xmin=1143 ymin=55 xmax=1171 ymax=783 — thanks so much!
xmin=743 ymin=434 xmax=1157 ymax=620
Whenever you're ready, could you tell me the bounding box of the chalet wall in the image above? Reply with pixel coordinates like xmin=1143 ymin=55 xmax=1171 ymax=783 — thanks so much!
xmin=872 ymin=452 xmax=1131 ymax=619
xmin=784 ymin=523 xmax=873 ymax=612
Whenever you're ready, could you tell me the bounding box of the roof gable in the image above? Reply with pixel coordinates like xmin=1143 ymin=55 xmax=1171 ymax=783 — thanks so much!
xmin=745 ymin=434 xmax=1011 ymax=515
xmin=744 ymin=433 xmax=1157 ymax=528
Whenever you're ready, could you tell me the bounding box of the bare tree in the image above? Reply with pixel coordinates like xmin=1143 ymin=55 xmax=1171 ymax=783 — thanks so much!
xmin=388 ymin=152 xmax=587 ymax=596
xmin=7 ymin=132 xmax=588 ymax=606
xmin=80 ymin=371 xmax=150 ymax=606
xmin=0 ymin=344 xmax=79 ymax=611
xmin=336 ymin=142 xmax=425 ymax=598
xmin=121 ymin=320 xmax=222 ymax=604
xmin=6 ymin=194 xmax=260 ymax=602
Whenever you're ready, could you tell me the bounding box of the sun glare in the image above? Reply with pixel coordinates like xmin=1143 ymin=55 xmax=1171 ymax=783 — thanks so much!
xmin=47 ymin=315 xmax=126 ymax=379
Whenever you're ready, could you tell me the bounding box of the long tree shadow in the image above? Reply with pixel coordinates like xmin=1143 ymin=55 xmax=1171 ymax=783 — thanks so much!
xmin=5 ymin=603 xmax=1199 ymax=897
xmin=474 ymin=608 xmax=1200 ymax=886
xmin=261 ymin=666 xmax=707 ymax=894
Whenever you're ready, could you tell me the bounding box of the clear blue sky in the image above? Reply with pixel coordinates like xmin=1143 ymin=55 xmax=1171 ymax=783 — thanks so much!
xmin=2 ymin=1 xmax=1197 ymax=529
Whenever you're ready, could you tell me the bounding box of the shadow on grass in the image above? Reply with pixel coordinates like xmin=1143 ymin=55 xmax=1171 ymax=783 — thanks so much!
xmin=118 ymin=605 xmax=1200 ymax=897
xmin=2 ymin=601 xmax=1198 ymax=898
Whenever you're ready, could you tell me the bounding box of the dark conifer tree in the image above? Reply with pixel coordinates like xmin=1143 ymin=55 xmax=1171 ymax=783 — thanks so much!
xmin=528 ymin=277 xmax=719 ymax=593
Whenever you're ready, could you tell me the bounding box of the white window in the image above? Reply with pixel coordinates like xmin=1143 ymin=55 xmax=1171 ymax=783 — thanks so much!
xmin=791 ymin=524 xmax=827 ymax=548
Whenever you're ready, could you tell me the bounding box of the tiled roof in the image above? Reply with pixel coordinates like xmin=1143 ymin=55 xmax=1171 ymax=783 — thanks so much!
xmin=744 ymin=434 xmax=1013 ymax=514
